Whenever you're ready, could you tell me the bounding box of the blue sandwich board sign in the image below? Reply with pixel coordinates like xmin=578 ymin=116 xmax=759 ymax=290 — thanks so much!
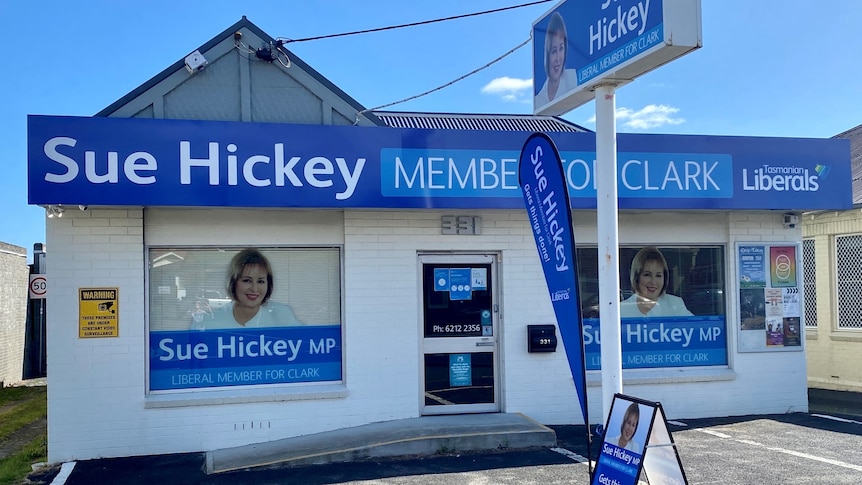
xmin=592 ymin=393 xmax=688 ymax=485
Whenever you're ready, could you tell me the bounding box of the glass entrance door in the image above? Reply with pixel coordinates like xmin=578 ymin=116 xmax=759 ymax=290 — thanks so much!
xmin=419 ymin=254 xmax=499 ymax=415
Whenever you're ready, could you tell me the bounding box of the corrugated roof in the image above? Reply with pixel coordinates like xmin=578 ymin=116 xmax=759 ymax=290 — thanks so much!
xmin=372 ymin=111 xmax=591 ymax=133
xmin=833 ymin=124 xmax=862 ymax=204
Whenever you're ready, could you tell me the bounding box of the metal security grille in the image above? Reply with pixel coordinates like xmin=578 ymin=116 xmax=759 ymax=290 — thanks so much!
xmin=803 ymin=239 xmax=817 ymax=327
xmin=836 ymin=234 xmax=862 ymax=329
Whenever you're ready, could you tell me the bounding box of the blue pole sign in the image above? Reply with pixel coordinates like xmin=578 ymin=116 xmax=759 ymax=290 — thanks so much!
xmin=532 ymin=0 xmax=702 ymax=114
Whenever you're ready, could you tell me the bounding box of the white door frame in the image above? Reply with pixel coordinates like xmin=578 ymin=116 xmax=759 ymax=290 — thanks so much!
xmin=418 ymin=253 xmax=501 ymax=415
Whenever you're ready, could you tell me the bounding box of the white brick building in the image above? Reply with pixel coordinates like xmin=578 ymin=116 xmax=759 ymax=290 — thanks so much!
xmin=29 ymin=18 xmax=853 ymax=463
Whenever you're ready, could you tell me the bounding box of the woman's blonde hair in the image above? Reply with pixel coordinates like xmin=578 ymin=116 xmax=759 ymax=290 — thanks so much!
xmin=629 ymin=246 xmax=669 ymax=297
xmin=619 ymin=402 xmax=640 ymax=435
xmin=543 ymin=12 xmax=567 ymax=75
xmin=226 ymin=248 xmax=274 ymax=304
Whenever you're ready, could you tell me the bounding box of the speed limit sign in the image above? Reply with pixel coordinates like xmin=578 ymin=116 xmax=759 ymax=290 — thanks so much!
xmin=29 ymin=275 xmax=47 ymax=299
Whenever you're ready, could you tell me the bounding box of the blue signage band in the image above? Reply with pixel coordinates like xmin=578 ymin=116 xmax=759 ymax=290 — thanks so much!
xmin=28 ymin=116 xmax=852 ymax=211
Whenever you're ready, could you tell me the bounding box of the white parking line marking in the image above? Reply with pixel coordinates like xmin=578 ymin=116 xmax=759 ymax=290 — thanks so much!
xmin=551 ymin=447 xmax=649 ymax=485
xmin=697 ymin=429 xmax=732 ymax=439
xmin=696 ymin=428 xmax=862 ymax=472
xmin=50 ymin=461 xmax=76 ymax=485
xmin=551 ymin=447 xmax=589 ymax=463
xmin=811 ymin=413 xmax=862 ymax=425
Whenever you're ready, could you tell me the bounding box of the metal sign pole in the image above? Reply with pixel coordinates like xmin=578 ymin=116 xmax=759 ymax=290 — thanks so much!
xmin=595 ymin=84 xmax=623 ymax=422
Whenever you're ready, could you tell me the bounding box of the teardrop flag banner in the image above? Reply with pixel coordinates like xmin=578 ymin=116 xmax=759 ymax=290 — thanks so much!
xmin=518 ymin=132 xmax=589 ymax=430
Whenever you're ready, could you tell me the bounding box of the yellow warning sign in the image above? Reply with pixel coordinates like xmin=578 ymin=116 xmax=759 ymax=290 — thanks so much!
xmin=79 ymin=287 xmax=119 ymax=338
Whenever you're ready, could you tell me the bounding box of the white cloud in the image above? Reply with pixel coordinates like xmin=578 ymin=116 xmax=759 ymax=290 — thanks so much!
xmin=619 ymin=104 xmax=685 ymax=129
xmin=481 ymin=77 xmax=532 ymax=103
xmin=585 ymin=104 xmax=685 ymax=130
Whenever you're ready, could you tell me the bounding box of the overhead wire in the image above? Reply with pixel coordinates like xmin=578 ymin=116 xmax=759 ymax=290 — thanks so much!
xmin=313 ymin=1 xmax=549 ymax=123
xmin=276 ymin=0 xmax=553 ymax=44
xmin=254 ymin=1 xmax=551 ymax=121
xmin=355 ymin=36 xmax=532 ymax=124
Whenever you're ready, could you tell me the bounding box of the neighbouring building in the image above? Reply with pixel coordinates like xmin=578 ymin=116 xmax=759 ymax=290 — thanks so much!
xmin=0 ymin=242 xmax=28 ymax=386
xmin=803 ymin=124 xmax=862 ymax=393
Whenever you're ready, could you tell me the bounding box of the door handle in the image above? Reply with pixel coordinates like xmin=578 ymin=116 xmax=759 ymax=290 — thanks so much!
xmin=475 ymin=341 xmax=495 ymax=347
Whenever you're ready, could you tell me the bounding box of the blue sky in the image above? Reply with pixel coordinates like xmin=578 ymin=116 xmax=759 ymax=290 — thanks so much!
xmin=4 ymin=1 xmax=861 ymax=259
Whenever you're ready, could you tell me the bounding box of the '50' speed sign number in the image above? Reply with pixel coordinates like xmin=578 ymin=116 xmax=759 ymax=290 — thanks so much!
xmin=29 ymin=275 xmax=47 ymax=299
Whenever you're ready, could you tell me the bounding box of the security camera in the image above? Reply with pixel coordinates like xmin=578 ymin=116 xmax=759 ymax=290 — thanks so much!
xmin=184 ymin=50 xmax=208 ymax=74
xmin=78 ymin=205 xmax=88 ymax=211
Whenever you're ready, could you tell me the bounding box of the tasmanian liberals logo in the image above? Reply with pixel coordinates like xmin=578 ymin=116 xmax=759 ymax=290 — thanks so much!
xmin=814 ymin=164 xmax=831 ymax=179
xmin=741 ymin=164 xmax=828 ymax=192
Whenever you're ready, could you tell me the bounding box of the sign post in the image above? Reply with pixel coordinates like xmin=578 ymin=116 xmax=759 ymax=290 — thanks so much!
xmin=595 ymin=84 xmax=623 ymax=422
xmin=533 ymin=0 xmax=703 ymax=425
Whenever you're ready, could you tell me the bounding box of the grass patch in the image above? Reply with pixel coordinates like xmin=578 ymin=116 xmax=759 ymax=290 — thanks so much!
xmin=0 ymin=386 xmax=48 ymax=484
xmin=0 ymin=387 xmax=47 ymax=442
xmin=0 ymin=386 xmax=43 ymax=406
xmin=0 ymin=434 xmax=48 ymax=484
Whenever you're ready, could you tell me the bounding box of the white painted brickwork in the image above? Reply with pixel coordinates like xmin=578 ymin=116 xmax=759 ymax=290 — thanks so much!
xmin=47 ymin=208 xmax=809 ymax=463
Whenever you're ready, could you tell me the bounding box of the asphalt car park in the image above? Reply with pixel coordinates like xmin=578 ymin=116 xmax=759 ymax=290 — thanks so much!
xmin=38 ymin=408 xmax=862 ymax=485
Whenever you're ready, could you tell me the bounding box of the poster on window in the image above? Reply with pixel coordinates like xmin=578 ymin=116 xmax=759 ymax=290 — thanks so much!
xmin=578 ymin=245 xmax=728 ymax=370
xmin=737 ymin=243 xmax=803 ymax=352
xmin=147 ymin=247 xmax=343 ymax=391
xmin=770 ymin=246 xmax=798 ymax=288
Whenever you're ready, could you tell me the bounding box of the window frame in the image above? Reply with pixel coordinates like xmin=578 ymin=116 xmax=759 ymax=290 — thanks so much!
xmin=145 ymin=245 xmax=345 ymax=394
xmin=802 ymin=238 xmax=817 ymax=328
xmin=576 ymin=244 xmax=729 ymax=370
xmin=834 ymin=234 xmax=862 ymax=330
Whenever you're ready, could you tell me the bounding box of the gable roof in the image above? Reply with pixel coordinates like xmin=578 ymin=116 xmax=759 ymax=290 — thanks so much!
xmin=95 ymin=17 xmax=588 ymax=135
xmin=96 ymin=16 xmax=383 ymax=125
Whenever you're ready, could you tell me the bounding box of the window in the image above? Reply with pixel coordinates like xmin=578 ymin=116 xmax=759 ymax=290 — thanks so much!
xmin=576 ymin=245 xmax=727 ymax=370
xmin=147 ymin=247 xmax=342 ymax=391
xmin=835 ymin=235 xmax=862 ymax=329
xmin=576 ymin=246 xmax=726 ymax=319
xmin=802 ymin=239 xmax=817 ymax=327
